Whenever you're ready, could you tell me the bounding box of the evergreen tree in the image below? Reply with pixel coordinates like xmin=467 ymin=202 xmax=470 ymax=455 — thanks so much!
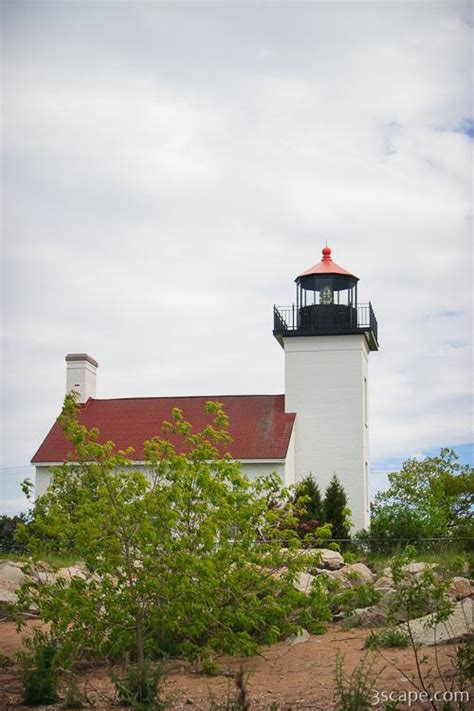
xmin=293 ymin=475 xmax=324 ymax=540
xmin=323 ymin=474 xmax=351 ymax=539
xmin=294 ymin=475 xmax=324 ymax=525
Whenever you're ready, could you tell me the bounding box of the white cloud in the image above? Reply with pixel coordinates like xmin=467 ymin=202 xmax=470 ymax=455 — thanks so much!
xmin=1 ymin=0 xmax=472 ymax=512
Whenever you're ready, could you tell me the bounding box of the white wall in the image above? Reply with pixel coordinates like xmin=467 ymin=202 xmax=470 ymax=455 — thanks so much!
xmin=35 ymin=465 xmax=54 ymax=498
xmin=284 ymin=334 xmax=370 ymax=532
xmin=35 ymin=458 xmax=291 ymax=500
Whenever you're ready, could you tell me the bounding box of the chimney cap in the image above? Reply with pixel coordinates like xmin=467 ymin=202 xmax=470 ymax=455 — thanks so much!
xmin=65 ymin=353 xmax=99 ymax=368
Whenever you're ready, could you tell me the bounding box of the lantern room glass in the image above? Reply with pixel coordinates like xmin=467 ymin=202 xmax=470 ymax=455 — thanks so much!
xmin=296 ymin=274 xmax=358 ymax=332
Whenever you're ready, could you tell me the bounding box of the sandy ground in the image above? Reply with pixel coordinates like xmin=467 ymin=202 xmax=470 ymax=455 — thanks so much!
xmin=0 ymin=620 xmax=471 ymax=710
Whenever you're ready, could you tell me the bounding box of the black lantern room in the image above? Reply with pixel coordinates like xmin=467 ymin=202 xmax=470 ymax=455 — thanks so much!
xmin=273 ymin=247 xmax=378 ymax=350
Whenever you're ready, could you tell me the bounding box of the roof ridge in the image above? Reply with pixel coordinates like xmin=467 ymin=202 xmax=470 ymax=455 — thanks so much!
xmin=86 ymin=393 xmax=285 ymax=402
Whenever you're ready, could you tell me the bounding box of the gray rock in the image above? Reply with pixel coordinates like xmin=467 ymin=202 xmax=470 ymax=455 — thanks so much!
xmin=0 ymin=588 xmax=18 ymax=615
xmin=351 ymin=606 xmax=387 ymax=628
xmin=313 ymin=549 xmax=345 ymax=570
xmin=326 ymin=562 xmax=374 ymax=588
xmin=286 ymin=628 xmax=310 ymax=646
xmin=399 ymin=598 xmax=473 ymax=646
xmin=34 ymin=570 xmax=58 ymax=586
xmin=294 ymin=571 xmax=316 ymax=593
xmin=0 ymin=561 xmax=27 ymax=592
xmin=279 ymin=547 xmax=344 ymax=570
xmin=447 ymin=577 xmax=472 ymax=602
xmin=56 ymin=565 xmax=87 ymax=580
xmin=374 ymin=575 xmax=394 ymax=590
xmin=383 ymin=562 xmax=437 ymax=579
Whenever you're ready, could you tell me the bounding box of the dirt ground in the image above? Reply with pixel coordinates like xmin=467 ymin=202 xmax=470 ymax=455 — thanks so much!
xmin=0 ymin=620 xmax=471 ymax=710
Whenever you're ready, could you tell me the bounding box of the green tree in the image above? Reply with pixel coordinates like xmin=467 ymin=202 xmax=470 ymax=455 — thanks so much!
xmin=370 ymin=449 xmax=474 ymax=542
xmin=293 ymin=475 xmax=324 ymax=539
xmin=17 ymin=394 xmax=327 ymax=696
xmin=323 ymin=474 xmax=351 ymax=539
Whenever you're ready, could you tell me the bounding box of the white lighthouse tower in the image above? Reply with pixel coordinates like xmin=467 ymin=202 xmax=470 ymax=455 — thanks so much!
xmin=273 ymin=247 xmax=379 ymax=532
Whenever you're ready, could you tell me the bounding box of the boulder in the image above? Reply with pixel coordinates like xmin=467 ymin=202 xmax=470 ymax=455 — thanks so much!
xmin=294 ymin=571 xmax=316 ymax=594
xmin=34 ymin=570 xmax=58 ymax=586
xmin=0 ymin=588 xmax=18 ymax=615
xmin=286 ymin=628 xmax=310 ymax=646
xmin=313 ymin=549 xmax=345 ymax=570
xmin=399 ymin=598 xmax=473 ymax=647
xmin=279 ymin=548 xmax=344 ymax=570
xmin=383 ymin=562 xmax=437 ymax=579
xmin=374 ymin=575 xmax=394 ymax=590
xmin=0 ymin=561 xmax=27 ymax=592
xmin=351 ymin=606 xmax=387 ymax=628
xmin=329 ymin=562 xmax=374 ymax=587
xmin=56 ymin=565 xmax=87 ymax=581
xmin=447 ymin=577 xmax=472 ymax=602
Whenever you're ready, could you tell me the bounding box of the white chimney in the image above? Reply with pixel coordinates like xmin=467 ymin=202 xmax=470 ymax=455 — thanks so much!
xmin=65 ymin=353 xmax=98 ymax=403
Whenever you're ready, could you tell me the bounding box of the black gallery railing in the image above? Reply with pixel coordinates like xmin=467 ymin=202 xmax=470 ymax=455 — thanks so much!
xmin=274 ymin=302 xmax=378 ymax=344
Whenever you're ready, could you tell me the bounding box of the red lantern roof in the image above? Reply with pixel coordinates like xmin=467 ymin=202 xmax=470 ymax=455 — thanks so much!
xmin=298 ymin=247 xmax=358 ymax=280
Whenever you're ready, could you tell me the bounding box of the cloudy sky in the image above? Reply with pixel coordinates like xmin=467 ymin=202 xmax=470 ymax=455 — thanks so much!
xmin=1 ymin=0 xmax=472 ymax=515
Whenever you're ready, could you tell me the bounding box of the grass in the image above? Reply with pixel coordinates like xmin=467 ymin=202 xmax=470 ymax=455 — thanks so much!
xmin=364 ymin=628 xmax=410 ymax=650
xmin=0 ymin=552 xmax=79 ymax=568
xmin=363 ymin=550 xmax=473 ymax=579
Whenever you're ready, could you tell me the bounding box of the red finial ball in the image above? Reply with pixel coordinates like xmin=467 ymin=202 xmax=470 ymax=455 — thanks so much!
xmin=322 ymin=246 xmax=332 ymax=259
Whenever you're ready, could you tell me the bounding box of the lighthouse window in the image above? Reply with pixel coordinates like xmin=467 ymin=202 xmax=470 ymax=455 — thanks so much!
xmin=320 ymin=285 xmax=333 ymax=304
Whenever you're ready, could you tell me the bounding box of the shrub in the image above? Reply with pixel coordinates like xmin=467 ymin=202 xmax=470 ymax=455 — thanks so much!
xmin=113 ymin=661 xmax=165 ymax=710
xmin=333 ymin=651 xmax=380 ymax=710
xmin=365 ymin=628 xmax=410 ymax=650
xmin=334 ymin=584 xmax=381 ymax=615
xmin=19 ymin=631 xmax=59 ymax=706
xmin=0 ymin=513 xmax=29 ymax=553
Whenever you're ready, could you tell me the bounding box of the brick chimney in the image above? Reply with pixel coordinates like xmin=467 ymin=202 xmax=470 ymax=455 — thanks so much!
xmin=65 ymin=353 xmax=98 ymax=403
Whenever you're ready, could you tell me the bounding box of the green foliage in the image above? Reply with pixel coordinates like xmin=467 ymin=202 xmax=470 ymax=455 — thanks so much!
xmin=17 ymin=394 xmax=328 ymax=684
xmin=0 ymin=513 xmax=29 ymax=553
xmin=333 ymin=651 xmax=380 ymax=710
xmin=113 ymin=661 xmax=165 ymax=710
xmin=0 ymin=653 xmax=13 ymax=670
xmin=297 ymin=576 xmax=332 ymax=634
xmin=19 ymin=631 xmax=60 ymax=706
xmin=364 ymin=628 xmax=410 ymax=650
xmin=387 ymin=546 xmax=453 ymax=625
xmin=370 ymin=449 xmax=474 ymax=543
xmin=324 ymin=474 xmax=352 ymax=539
xmin=333 ymin=584 xmax=381 ymax=615
xmin=455 ymin=638 xmax=474 ymax=683
xmin=61 ymin=674 xmax=85 ymax=709
xmin=292 ymin=475 xmax=324 ymax=539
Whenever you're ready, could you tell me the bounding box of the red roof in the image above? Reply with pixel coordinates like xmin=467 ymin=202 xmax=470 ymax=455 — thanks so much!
xmin=298 ymin=247 xmax=357 ymax=279
xmin=31 ymin=395 xmax=296 ymax=463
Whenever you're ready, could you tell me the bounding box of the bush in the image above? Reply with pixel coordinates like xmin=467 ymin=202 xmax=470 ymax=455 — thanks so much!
xmin=19 ymin=632 xmax=59 ymax=706
xmin=365 ymin=628 xmax=410 ymax=650
xmin=113 ymin=662 xmax=165 ymax=710
xmin=0 ymin=513 xmax=29 ymax=553
xmin=333 ymin=651 xmax=380 ymax=710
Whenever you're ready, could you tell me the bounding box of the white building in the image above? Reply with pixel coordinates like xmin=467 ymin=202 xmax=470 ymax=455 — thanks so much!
xmin=32 ymin=247 xmax=378 ymax=531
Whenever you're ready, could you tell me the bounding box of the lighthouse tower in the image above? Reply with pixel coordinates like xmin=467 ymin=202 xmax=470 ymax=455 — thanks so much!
xmin=273 ymin=247 xmax=379 ymax=531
